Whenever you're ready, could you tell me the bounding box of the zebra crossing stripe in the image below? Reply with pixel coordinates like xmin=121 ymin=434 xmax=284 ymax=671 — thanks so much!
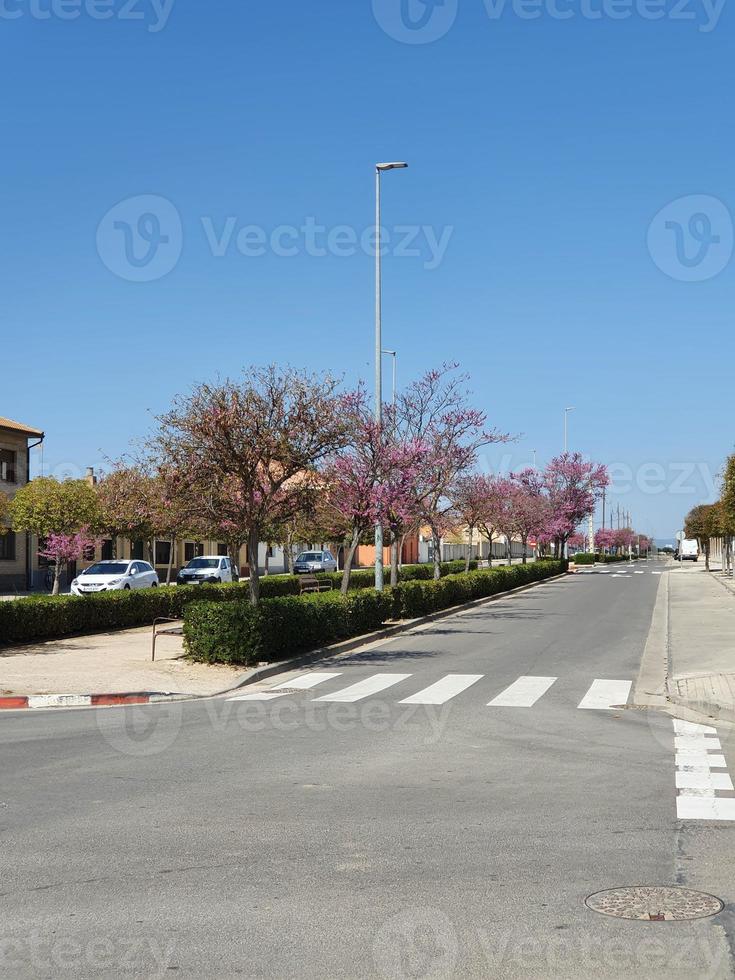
xmin=577 ymin=679 xmax=632 ymax=710
xmin=673 ymin=719 xmax=735 ymax=821
xmin=229 ymin=673 xmax=342 ymax=700
xmin=313 ymin=673 xmax=412 ymax=703
xmin=487 ymin=676 xmax=557 ymax=707
xmin=399 ymin=674 xmax=483 ymax=705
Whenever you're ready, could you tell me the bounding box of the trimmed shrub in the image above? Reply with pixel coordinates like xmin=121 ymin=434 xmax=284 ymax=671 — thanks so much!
xmin=184 ymin=588 xmax=394 ymax=665
xmin=571 ymin=553 xmax=598 ymax=565
xmin=391 ymin=560 xmax=566 ymax=619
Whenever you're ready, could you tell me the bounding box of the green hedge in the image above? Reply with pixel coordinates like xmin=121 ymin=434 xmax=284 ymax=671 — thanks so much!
xmin=184 ymin=559 xmax=567 ymax=666
xmin=571 ymin=552 xmax=598 ymax=565
xmin=184 ymin=589 xmax=394 ymax=666
xmin=0 ymin=560 xmax=480 ymax=646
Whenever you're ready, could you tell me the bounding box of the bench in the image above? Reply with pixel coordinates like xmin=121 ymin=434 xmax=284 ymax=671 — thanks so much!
xmin=151 ymin=617 xmax=184 ymax=662
xmin=298 ymin=575 xmax=334 ymax=595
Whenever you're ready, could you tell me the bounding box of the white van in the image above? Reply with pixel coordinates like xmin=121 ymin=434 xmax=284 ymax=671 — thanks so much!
xmin=676 ymin=539 xmax=699 ymax=561
xmin=176 ymin=556 xmax=237 ymax=584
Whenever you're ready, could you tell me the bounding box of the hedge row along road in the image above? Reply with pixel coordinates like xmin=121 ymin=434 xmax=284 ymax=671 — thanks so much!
xmin=184 ymin=560 xmax=568 ymax=666
xmin=0 ymin=560 xmax=479 ymax=646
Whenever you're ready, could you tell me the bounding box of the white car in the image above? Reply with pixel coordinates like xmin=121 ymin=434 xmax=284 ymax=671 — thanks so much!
xmin=71 ymin=560 xmax=159 ymax=595
xmin=176 ymin=556 xmax=236 ymax=585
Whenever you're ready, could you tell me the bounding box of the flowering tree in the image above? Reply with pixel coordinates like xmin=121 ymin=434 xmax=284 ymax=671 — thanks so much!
xmin=40 ymin=530 xmax=98 ymax=595
xmin=97 ymin=466 xmax=158 ymax=561
xmin=395 ymin=365 xmax=507 ymax=579
xmin=153 ymin=366 xmax=353 ymax=605
xmin=9 ymin=478 xmax=101 ymax=594
xmin=508 ymin=469 xmax=549 ymax=564
xmin=324 ymin=400 xmax=425 ymax=592
xmin=567 ymin=532 xmax=586 ymax=551
xmin=594 ymin=528 xmax=616 ymax=553
xmin=0 ymin=491 xmax=8 ymax=533
xmin=542 ymin=453 xmax=609 ymax=558
xmin=452 ymin=474 xmax=492 ymax=571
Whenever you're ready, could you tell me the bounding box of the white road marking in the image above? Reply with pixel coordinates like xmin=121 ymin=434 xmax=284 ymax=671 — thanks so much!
xmin=676 ymin=770 xmax=734 ymax=791
xmin=229 ymin=671 xmax=343 ymax=701
xmin=399 ymin=674 xmax=483 ymax=705
xmin=634 ymin=571 xmax=645 ymax=575
xmin=487 ymin=676 xmax=557 ymax=707
xmin=314 ymin=673 xmax=412 ymax=703
xmin=673 ymin=719 xmax=735 ymax=821
xmin=676 ymin=753 xmax=727 ymax=769
xmin=674 ymin=720 xmax=717 ymax=735
xmin=675 ymin=736 xmax=721 ymax=752
xmin=271 ymin=672 xmax=342 ymax=690
xmin=577 ymin=679 xmax=632 ymax=710
xmin=677 ymin=797 xmax=735 ymax=820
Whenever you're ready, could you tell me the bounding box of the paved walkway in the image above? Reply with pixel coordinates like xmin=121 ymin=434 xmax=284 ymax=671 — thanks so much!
xmin=0 ymin=625 xmax=245 ymax=696
xmin=667 ymin=560 xmax=735 ymax=722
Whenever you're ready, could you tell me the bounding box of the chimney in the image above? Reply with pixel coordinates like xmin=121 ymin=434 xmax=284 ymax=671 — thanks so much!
xmin=85 ymin=467 xmax=97 ymax=486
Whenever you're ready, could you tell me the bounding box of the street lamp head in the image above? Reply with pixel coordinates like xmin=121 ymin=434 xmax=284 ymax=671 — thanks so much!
xmin=376 ymin=162 xmax=408 ymax=171
xmin=565 ymin=406 xmax=575 ymax=412
xmin=381 ymin=349 xmax=396 ymax=355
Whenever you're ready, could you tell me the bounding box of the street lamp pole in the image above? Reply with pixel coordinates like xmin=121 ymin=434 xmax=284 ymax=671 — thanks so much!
xmin=564 ymin=406 xmax=574 ymax=452
xmin=382 ymin=349 xmax=397 ymax=407
xmin=375 ymin=162 xmax=407 ymax=592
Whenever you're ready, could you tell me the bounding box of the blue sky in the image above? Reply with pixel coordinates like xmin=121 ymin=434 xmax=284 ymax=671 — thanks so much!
xmin=3 ymin=0 xmax=733 ymax=539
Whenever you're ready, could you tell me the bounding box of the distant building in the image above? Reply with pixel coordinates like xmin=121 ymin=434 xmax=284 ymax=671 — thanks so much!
xmin=0 ymin=416 xmax=45 ymax=592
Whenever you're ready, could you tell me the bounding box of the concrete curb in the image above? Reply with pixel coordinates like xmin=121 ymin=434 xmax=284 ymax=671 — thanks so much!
xmin=0 ymin=568 xmax=570 ymax=710
xmin=0 ymin=691 xmax=197 ymax=711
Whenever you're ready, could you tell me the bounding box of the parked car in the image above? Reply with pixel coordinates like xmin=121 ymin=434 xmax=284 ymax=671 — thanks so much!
xmin=176 ymin=556 xmax=237 ymax=585
xmin=71 ymin=560 xmax=158 ymax=595
xmin=675 ymin=539 xmax=699 ymax=561
xmin=293 ymin=550 xmax=338 ymax=574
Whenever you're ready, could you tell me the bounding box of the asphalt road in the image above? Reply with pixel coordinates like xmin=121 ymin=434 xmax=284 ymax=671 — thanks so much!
xmin=1 ymin=559 xmax=734 ymax=979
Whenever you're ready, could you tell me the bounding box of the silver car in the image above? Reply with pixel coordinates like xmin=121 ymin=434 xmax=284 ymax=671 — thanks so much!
xmin=293 ymin=550 xmax=338 ymax=574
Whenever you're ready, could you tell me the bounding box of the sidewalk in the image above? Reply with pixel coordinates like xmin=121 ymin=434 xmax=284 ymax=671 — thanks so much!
xmin=0 ymin=625 xmax=245 ymax=697
xmin=667 ymin=561 xmax=735 ymax=723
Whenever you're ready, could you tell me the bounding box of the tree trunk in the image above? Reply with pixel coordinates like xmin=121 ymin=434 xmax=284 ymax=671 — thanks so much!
xmin=284 ymin=529 xmax=293 ymax=574
xmin=390 ymin=536 xmax=399 ymax=588
xmin=432 ymin=530 xmax=441 ymax=580
xmin=248 ymin=526 xmax=260 ymax=606
xmin=52 ymin=559 xmax=62 ymax=595
xmin=166 ymin=536 xmax=175 ymax=585
xmin=705 ymin=539 xmax=710 ymax=571
xmin=485 ymin=532 xmax=493 ymax=567
xmin=506 ymin=534 xmax=512 ymax=565
xmin=465 ymin=525 xmax=474 ymax=573
xmin=521 ymin=535 xmax=528 ymax=564
xmin=340 ymin=530 xmax=360 ymax=595
xmin=147 ymin=539 xmax=155 ymax=566
xmin=398 ymin=533 xmax=407 ymax=570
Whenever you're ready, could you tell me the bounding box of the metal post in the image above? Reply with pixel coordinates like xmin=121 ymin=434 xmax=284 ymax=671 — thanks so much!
xmin=374 ymin=166 xmax=383 ymax=592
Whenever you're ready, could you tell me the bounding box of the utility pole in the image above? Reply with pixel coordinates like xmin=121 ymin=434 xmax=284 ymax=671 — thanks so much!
xmin=374 ymin=161 xmax=407 ymax=592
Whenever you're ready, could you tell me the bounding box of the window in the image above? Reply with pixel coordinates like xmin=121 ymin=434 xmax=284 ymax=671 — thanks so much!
xmin=0 ymin=450 xmax=16 ymax=484
xmin=131 ymin=540 xmax=144 ymax=560
xmin=155 ymin=541 xmax=171 ymax=566
xmin=184 ymin=542 xmax=204 ymax=563
xmin=217 ymin=543 xmax=228 ymax=556
xmin=101 ymin=540 xmax=113 ymax=560
xmin=0 ymin=531 xmax=16 ymax=561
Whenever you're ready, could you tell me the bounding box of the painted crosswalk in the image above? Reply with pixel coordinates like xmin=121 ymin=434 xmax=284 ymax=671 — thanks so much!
xmin=674 ymin=719 xmax=735 ymax=821
xmin=399 ymin=674 xmax=483 ymax=705
xmin=487 ymin=676 xmax=557 ymax=707
xmin=229 ymin=672 xmax=633 ymax=712
xmin=577 ymin=679 xmax=632 ymax=710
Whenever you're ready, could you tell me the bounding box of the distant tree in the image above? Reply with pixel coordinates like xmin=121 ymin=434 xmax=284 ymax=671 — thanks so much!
xmin=452 ymin=475 xmax=491 ymax=572
xmin=96 ymin=466 xmax=158 ymax=561
xmin=10 ymin=478 xmax=100 ymax=594
xmin=542 ymin=453 xmax=609 ymax=558
xmin=0 ymin=491 xmax=8 ymax=533
xmin=509 ymin=469 xmax=549 ymax=564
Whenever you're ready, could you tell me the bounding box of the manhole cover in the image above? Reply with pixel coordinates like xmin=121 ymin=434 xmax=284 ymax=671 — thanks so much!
xmin=586 ymin=886 xmax=723 ymax=921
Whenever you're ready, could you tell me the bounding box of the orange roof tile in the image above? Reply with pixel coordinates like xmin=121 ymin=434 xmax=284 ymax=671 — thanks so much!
xmin=0 ymin=416 xmax=44 ymax=438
